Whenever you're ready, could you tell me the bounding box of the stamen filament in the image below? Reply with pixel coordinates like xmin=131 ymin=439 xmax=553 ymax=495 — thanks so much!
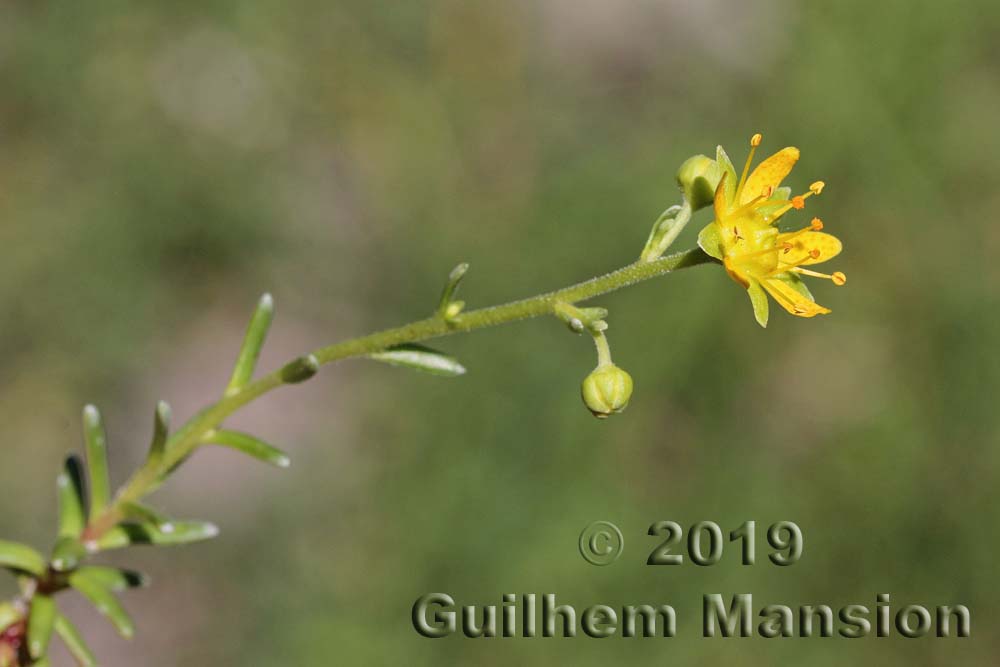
xmin=791 ymin=267 xmax=847 ymax=285
xmin=778 ymin=218 xmax=824 ymax=243
xmin=770 ymin=188 xmax=820 ymax=218
xmin=735 ymin=133 xmax=762 ymax=201
xmin=723 ymin=191 xmax=768 ymax=220
xmin=739 ymin=244 xmax=786 ymax=260
xmin=773 ymin=249 xmax=820 ymax=271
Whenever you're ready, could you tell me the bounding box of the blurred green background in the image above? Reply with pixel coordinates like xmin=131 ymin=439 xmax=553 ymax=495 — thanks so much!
xmin=2 ymin=0 xmax=998 ymax=664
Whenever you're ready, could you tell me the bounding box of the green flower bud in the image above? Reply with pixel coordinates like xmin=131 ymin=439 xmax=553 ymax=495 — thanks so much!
xmin=676 ymin=154 xmax=723 ymax=211
xmin=581 ymin=364 xmax=633 ymax=418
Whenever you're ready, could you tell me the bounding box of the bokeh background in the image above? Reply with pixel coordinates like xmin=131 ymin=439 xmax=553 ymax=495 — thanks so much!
xmin=2 ymin=1 xmax=998 ymax=664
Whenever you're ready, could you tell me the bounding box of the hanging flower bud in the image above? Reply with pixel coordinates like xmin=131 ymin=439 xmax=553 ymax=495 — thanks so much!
xmin=676 ymin=154 xmax=723 ymax=211
xmin=581 ymin=364 xmax=633 ymax=418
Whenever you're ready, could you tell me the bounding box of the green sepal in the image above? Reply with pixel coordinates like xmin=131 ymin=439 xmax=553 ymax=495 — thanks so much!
xmin=747 ymin=279 xmax=770 ymax=328
xmin=27 ymin=594 xmax=56 ymax=659
xmin=0 ymin=540 xmax=47 ymax=576
xmin=75 ymin=566 xmax=149 ymax=592
xmin=225 ymin=293 xmax=275 ymax=395
xmin=96 ymin=521 xmax=219 ymax=551
xmin=369 ymin=344 xmax=466 ymax=377
xmin=773 ymin=271 xmax=814 ymax=301
xmin=68 ymin=570 xmax=135 ymax=639
xmin=50 ymin=536 xmax=86 ymax=572
xmin=697 ymin=223 xmax=724 ymax=261
xmin=81 ymin=406 xmax=110 ymax=520
xmin=54 ymin=611 xmax=97 ymax=667
xmin=57 ymin=455 xmax=87 ymax=539
xmin=715 ymin=145 xmax=737 ymax=204
xmin=203 ymin=430 xmax=291 ymax=468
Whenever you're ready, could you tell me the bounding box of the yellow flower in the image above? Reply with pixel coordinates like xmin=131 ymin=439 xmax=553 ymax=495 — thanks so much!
xmin=697 ymin=133 xmax=846 ymax=327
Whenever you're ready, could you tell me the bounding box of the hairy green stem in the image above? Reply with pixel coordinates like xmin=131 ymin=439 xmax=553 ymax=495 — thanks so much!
xmin=8 ymin=247 xmax=716 ymax=664
xmin=95 ymin=247 xmax=714 ymax=536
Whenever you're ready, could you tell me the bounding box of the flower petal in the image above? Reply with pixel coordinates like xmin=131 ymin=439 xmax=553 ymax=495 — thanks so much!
xmin=740 ymin=147 xmax=799 ymax=205
xmin=761 ymin=276 xmax=831 ymax=318
xmin=776 ymin=231 xmax=842 ymax=266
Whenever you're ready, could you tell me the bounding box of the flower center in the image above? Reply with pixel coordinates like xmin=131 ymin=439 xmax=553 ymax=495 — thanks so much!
xmin=724 ymin=216 xmax=846 ymax=286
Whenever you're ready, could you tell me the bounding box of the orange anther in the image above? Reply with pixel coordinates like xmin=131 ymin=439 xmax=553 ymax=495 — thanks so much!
xmin=750 ymin=133 xmax=763 ymax=147
xmin=792 ymin=196 xmax=806 ymax=209
xmin=809 ymin=249 xmax=821 ymax=259
xmin=832 ymin=271 xmax=847 ymax=285
xmin=810 ymin=217 xmax=824 ymax=230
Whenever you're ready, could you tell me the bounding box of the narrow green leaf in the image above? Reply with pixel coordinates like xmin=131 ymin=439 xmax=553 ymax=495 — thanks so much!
xmin=56 ymin=456 xmax=87 ymax=540
xmin=76 ymin=566 xmax=149 ymax=592
xmin=27 ymin=595 xmax=56 ymax=659
xmin=136 ymin=520 xmax=220 ymax=546
xmin=68 ymin=570 xmax=135 ymax=639
xmin=120 ymin=501 xmax=169 ymax=527
xmin=437 ymin=262 xmax=469 ymax=317
xmin=96 ymin=521 xmax=219 ymax=551
xmin=93 ymin=525 xmax=131 ymax=551
xmin=146 ymin=401 xmax=171 ymax=468
xmin=0 ymin=602 xmax=20 ymax=633
xmin=640 ymin=201 xmax=692 ymax=261
xmin=54 ymin=612 xmax=96 ymax=667
xmin=0 ymin=540 xmax=46 ymax=576
xmin=225 ymin=293 xmax=275 ymax=395
xmin=203 ymin=430 xmax=291 ymax=468
xmin=50 ymin=537 xmax=86 ymax=573
xmin=369 ymin=344 xmax=466 ymax=377
xmin=81 ymin=406 xmax=110 ymax=520
xmin=279 ymin=354 xmax=319 ymax=384
xmin=553 ymin=302 xmax=608 ymax=333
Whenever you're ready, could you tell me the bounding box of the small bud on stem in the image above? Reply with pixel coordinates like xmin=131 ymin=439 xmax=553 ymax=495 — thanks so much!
xmin=580 ymin=330 xmax=633 ymax=418
xmin=581 ymin=363 xmax=634 ymax=418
